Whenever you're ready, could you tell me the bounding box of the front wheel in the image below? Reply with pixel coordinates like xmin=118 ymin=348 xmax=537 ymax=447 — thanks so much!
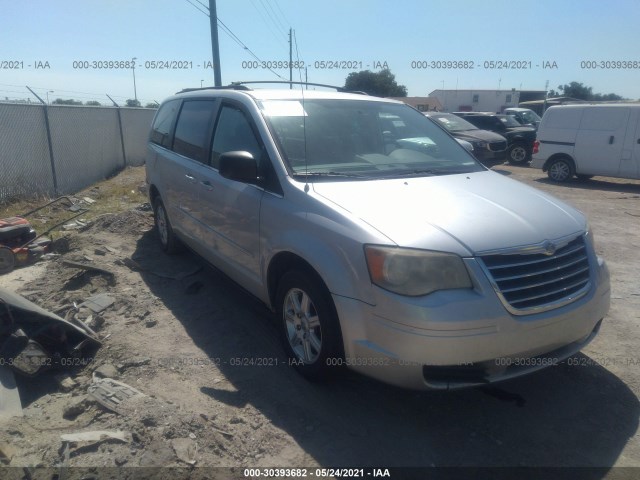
xmin=507 ymin=143 xmax=529 ymax=164
xmin=547 ymin=157 xmax=575 ymax=182
xmin=276 ymin=270 xmax=343 ymax=380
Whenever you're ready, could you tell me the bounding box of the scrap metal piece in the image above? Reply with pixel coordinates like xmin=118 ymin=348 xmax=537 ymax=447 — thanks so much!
xmin=60 ymin=430 xmax=132 ymax=443
xmin=0 ymin=366 xmax=23 ymax=418
xmin=87 ymin=377 xmax=145 ymax=415
xmin=61 ymin=260 xmax=115 ymax=278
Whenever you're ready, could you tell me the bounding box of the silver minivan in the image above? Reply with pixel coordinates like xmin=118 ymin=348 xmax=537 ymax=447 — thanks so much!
xmin=146 ymin=85 xmax=610 ymax=390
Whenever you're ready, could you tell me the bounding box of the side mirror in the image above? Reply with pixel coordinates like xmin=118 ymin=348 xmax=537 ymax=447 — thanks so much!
xmin=219 ymin=151 xmax=259 ymax=184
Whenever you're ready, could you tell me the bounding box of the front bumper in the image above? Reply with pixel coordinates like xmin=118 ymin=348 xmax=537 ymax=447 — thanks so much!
xmin=333 ymin=256 xmax=610 ymax=390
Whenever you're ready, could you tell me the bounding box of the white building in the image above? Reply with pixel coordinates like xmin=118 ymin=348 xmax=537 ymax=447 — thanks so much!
xmin=428 ymin=89 xmax=546 ymax=113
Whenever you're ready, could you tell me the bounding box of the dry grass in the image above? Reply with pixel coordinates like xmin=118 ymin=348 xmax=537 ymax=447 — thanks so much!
xmin=0 ymin=167 xmax=148 ymax=235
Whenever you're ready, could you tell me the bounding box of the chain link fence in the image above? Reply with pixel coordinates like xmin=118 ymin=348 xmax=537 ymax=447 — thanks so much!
xmin=0 ymin=103 xmax=156 ymax=202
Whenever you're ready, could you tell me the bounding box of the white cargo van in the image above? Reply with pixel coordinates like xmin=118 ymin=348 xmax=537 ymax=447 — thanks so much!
xmin=531 ymin=104 xmax=640 ymax=182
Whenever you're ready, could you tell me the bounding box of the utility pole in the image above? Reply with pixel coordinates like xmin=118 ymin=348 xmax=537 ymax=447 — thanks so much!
xmin=289 ymin=28 xmax=293 ymax=89
xmin=209 ymin=0 xmax=222 ymax=86
xmin=132 ymin=57 xmax=138 ymax=102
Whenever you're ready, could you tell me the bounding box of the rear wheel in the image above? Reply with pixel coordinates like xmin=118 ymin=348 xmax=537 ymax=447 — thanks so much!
xmin=276 ymin=270 xmax=343 ymax=380
xmin=547 ymin=157 xmax=575 ymax=182
xmin=153 ymin=197 xmax=181 ymax=254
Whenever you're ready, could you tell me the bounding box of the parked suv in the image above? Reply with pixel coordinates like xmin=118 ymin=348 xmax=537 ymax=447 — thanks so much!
xmin=423 ymin=112 xmax=507 ymax=164
xmin=146 ymin=84 xmax=610 ymax=390
xmin=454 ymin=112 xmax=537 ymax=164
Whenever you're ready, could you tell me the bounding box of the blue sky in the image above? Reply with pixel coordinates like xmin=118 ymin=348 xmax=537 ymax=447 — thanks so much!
xmin=2 ymin=0 xmax=639 ymax=105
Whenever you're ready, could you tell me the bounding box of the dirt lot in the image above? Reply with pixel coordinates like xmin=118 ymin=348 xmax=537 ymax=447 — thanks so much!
xmin=0 ymin=164 xmax=639 ymax=478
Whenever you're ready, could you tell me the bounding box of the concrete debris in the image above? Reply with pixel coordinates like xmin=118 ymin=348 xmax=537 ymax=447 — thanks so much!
xmin=55 ymin=373 xmax=78 ymax=393
xmin=93 ymin=363 xmax=119 ymax=379
xmin=0 ymin=442 xmax=17 ymax=465
xmin=87 ymin=377 xmax=145 ymax=415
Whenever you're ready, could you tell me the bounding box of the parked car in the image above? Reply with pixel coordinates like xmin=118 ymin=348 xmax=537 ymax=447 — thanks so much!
xmin=503 ymin=107 xmax=542 ymax=128
xmin=423 ymin=112 xmax=507 ymax=164
xmin=531 ymin=104 xmax=640 ymax=182
xmin=146 ymin=84 xmax=610 ymax=390
xmin=454 ymin=112 xmax=537 ymax=164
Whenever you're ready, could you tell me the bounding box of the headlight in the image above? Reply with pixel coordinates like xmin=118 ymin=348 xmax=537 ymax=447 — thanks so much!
xmin=364 ymin=246 xmax=472 ymax=296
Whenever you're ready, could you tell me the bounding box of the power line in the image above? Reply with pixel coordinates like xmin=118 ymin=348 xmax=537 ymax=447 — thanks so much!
xmin=249 ymin=0 xmax=287 ymax=45
xmin=258 ymin=0 xmax=287 ymax=37
xmin=271 ymin=0 xmax=291 ymax=27
xmin=183 ymin=0 xmax=285 ymax=80
xmin=184 ymin=0 xmax=209 ymax=16
xmin=264 ymin=0 xmax=288 ymax=34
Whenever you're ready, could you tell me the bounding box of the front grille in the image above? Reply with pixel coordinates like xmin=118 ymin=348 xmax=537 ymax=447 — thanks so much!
xmin=480 ymin=236 xmax=591 ymax=314
xmin=488 ymin=141 xmax=507 ymax=152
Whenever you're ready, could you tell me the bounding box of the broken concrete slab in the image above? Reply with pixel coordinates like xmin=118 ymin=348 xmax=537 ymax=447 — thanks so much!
xmin=80 ymin=293 xmax=115 ymax=314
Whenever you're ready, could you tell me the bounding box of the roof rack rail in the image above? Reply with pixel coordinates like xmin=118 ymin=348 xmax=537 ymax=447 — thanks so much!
xmin=176 ymin=84 xmax=252 ymax=94
xmin=230 ymin=81 xmax=367 ymax=94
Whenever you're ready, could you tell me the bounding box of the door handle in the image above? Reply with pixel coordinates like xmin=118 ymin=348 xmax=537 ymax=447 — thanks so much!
xmin=184 ymin=173 xmax=196 ymax=182
xmin=609 ymin=135 xmax=614 ymax=144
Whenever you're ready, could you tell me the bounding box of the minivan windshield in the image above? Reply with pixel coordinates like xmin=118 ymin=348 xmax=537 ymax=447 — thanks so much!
xmin=260 ymin=100 xmax=484 ymax=179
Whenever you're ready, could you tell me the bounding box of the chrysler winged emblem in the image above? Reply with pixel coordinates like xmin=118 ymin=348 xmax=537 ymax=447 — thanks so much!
xmin=542 ymin=240 xmax=556 ymax=256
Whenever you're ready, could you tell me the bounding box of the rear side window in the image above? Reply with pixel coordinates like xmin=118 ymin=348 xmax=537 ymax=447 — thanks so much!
xmin=150 ymin=99 xmax=180 ymax=148
xmin=173 ymin=100 xmax=217 ymax=162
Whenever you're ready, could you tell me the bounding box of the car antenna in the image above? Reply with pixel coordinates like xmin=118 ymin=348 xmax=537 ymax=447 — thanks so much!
xmin=290 ymin=32 xmax=310 ymax=191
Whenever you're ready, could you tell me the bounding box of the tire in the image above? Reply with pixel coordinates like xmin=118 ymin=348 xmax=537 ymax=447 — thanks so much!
xmin=547 ymin=157 xmax=575 ymax=182
xmin=0 ymin=246 xmax=16 ymax=274
xmin=276 ymin=270 xmax=343 ymax=380
xmin=153 ymin=196 xmax=181 ymax=254
xmin=507 ymin=143 xmax=529 ymax=164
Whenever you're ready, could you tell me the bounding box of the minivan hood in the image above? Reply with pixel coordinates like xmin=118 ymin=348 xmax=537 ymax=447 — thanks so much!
xmin=312 ymin=171 xmax=585 ymax=255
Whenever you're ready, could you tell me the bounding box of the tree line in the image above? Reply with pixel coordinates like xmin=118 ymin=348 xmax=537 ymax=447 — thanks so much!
xmin=51 ymin=98 xmax=158 ymax=108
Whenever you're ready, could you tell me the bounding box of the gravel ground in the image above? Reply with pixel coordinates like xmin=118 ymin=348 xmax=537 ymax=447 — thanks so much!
xmin=0 ymin=164 xmax=638 ymax=479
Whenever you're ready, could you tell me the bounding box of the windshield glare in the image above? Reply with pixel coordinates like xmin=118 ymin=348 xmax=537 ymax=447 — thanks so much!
xmin=498 ymin=115 xmax=522 ymax=127
xmin=521 ymin=110 xmax=542 ymax=123
xmin=261 ymin=100 xmax=483 ymax=179
xmin=427 ymin=113 xmax=479 ymax=132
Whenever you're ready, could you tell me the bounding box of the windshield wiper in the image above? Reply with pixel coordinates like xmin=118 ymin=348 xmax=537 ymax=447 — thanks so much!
xmin=293 ymin=171 xmax=368 ymax=178
xmin=377 ymin=169 xmax=439 ymax=178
